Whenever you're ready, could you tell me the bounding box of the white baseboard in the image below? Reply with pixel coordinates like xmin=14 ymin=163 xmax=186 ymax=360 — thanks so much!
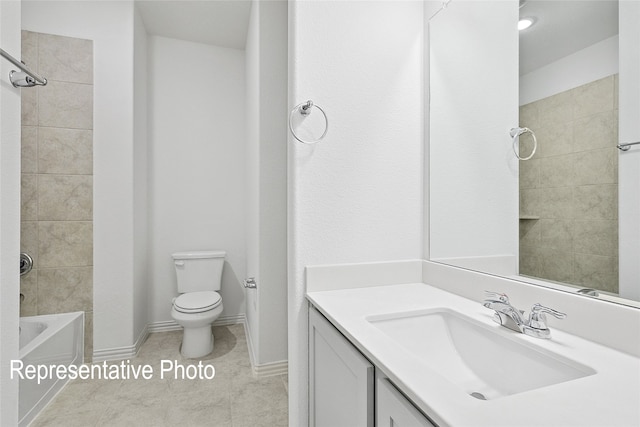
xmin=243 ymin=319 xmax=258 ymax=368
xmin=92 ymin=324 xmax=149 ymax=362
xmin=147 ymin=320 xmax=182 ymax=333
xmin=147 ymin=314 xmax=246 ymax=334
xmin=253 ymin=359 xmax=288 ymax=377
xmin=243 ymin=318 xmax=288 ymax=378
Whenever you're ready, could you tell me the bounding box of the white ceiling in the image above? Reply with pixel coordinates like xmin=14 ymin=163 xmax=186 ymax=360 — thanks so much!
xmin=135 ymin=0 xmax=618 ymax=73
xmin=519 ymin=0 xmax=619 ymax=75
xmin=135 ymin=0 xmax=252 ymax=50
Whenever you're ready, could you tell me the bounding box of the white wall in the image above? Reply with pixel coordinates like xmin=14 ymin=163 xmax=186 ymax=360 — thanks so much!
xmin=245 ymin=0 xmax=260 ymax=361
xmin=0 ymin=1 xmax=22 ymax=423
xmin=147 ymin=36 xmax=246 ymax=324
xmin=23 ymin=0 xmax=138 ymax=355
xmin=429 ymin=0 xmax=519 ymax=273
xmin=288 ymin=1 xmax=425 ymax=424
xmin=245 ymin=0 xmax=288 ymax=368
xmin=133 ymin=6 xmax=148 ymax=342
xmin=255 ymin=0 xmax=287 ymax=366
xmin=618 ymin=1 xmax=640 ymax=301
xmin=520 ymin=36 xmax=619 ymax=105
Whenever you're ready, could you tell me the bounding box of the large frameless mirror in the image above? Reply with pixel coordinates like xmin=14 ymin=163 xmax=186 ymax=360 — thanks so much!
xmin=429 ymin=0 xmax=640 ymax=308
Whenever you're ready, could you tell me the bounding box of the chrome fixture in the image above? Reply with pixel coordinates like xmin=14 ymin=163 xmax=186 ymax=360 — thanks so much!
xmin=20 ymin=252 xmax=33 ymax=276
xmin=288 ymin=99 xmax=329 ymax=145
xmin=482 ymin=291 xmax=566 ymax=339
xmin=0 ymin=48 xmax=47 ymax=87
xmin=577 ymin=288 xmax=600 ymax=297
xmin=510 ymin=127 xmax=537 ymax=160
xmin=243 ymin=277 xmax=257 ymax=289
xmin=617 ymin=141 xmax=640 ymax=151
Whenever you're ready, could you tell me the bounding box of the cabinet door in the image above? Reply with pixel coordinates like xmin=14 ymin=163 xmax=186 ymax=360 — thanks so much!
xmin=377 ymin=377 xmax=436 ymax=427
xmin=309 ymin=306 xmax=374 ymax=427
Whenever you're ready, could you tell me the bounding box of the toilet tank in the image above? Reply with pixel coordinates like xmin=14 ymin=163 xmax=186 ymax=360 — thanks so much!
xmin=172 ymin=250 xmax=226 ymax=293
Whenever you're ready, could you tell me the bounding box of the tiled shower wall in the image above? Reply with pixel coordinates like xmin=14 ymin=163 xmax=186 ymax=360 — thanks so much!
xmin=519 ymin=75 xmax=618 ymax=293
xmin=19 ymin=31 xmax=94 ymax=360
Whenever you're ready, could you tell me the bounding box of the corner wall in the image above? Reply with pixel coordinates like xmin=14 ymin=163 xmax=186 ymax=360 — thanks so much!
xmin=133 ymin=6 xmax=149 ymax=344
xmin=245 ymin=0 xmax=288 ymax=369
xmin=288 ymin=1 xmax=425 ymax=424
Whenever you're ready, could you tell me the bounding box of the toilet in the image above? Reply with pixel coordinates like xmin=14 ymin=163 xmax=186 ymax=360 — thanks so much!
xmin=170 ymin=250 xmax=225 ymax=358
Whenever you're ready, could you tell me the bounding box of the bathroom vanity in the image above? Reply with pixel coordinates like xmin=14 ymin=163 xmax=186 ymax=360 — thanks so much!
xmin=306 ymin=264 xmax=640 ymax=427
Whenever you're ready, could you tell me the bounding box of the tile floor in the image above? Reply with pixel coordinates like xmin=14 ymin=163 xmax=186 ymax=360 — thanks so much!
xmin=31 ymin=324 xmax=288 ymax=427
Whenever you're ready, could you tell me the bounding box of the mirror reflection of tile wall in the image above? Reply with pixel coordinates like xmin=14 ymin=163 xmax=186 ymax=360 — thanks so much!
xmin=519 ymin=75 xmax=618 ymax=294
xmin=20 ymin=30 xmax=94 ymax=360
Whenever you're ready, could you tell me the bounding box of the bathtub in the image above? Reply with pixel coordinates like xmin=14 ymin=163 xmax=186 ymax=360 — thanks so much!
xmin=18 ymin=312 xmax=84 ymax=427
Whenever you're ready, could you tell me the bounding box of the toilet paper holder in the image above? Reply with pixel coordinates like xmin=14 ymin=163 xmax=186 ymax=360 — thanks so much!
xmin=243 ymin=278 xmax=257 ymax=289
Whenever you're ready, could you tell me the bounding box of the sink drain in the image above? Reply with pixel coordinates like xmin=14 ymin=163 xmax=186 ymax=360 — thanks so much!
xmin=470 ymin=392 xmax=487 ymax=400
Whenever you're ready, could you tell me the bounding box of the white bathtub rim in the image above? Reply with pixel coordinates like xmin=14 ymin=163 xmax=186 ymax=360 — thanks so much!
xmin=19 ymin=312 xmax=84 ymax=360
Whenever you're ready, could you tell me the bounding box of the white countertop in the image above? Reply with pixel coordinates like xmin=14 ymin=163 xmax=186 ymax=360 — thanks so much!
xmin=307 ymin=283 xmax=640 ymax=427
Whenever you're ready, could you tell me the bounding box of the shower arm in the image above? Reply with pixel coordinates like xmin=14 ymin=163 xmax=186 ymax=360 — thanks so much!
xmin=0 ymin=47 xmax=47 ymax=86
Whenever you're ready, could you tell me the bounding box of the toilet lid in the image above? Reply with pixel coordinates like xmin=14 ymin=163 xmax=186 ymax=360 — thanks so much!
xmin=174 ymin=291 xmax=221 ymax=313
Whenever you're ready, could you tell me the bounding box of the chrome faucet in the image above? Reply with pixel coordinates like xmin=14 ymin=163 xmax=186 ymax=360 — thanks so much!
xmin=482 ymin=291 xmax=566 ymax=339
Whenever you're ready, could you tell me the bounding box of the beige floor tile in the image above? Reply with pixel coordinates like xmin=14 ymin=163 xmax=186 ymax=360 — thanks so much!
xmin=30 ymin=324 xmax=289 ymax=426
xmin=30 ymin=407 xmax=104 ymax=427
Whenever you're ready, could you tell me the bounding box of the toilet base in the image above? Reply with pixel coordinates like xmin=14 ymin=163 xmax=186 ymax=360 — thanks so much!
xmin=181 ymin=325 xmax=214 ymax=358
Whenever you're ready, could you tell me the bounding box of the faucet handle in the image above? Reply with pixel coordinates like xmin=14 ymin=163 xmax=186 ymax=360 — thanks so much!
xmin=484 ymin=290 xmax=510 ymax=303
xmin=529 ymin=303 xmax=566 ymax=329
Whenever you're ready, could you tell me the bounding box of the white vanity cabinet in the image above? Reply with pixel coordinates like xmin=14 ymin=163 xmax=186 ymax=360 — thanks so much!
xmin=377 ymin=375 xmax=436 ymax=427
xmin=309 ymin=306 xmax=435 ymax=427
xmin=309 ymin=306 xmax=374 ymax=427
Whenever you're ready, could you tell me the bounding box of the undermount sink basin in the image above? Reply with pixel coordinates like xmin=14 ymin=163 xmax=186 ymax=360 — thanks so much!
xmin=367 ymin=308 xmax=595 ymax=400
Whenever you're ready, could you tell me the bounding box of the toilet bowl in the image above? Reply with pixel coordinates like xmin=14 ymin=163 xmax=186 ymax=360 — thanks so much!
xmin=170 ymin=251 xmax=225 ymax=358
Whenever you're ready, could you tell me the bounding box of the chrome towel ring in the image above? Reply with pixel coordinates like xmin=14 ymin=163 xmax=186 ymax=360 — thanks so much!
xmin=288 ymin=100 xmax=329 ymax=144
xmin=510 ymin=127 xmax=537 ymax=161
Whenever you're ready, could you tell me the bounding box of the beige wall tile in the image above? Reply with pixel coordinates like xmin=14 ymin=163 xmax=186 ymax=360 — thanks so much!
xmin=519 ymin=74 xmax=619 ymax=294
xmin=38 ymin=127 xmax=93 ymax=174
xmin=573 ymin=111 xmax=617 ymax=152
xmin=38 ymin=80 xmax=93 ymax=129
xmin=539 ymin=248 xmax=574 ymax=284
xmin=520 ymin=188 xmax=542 ymax=217
xmin=21 ymin=174 xmax=38 ymax=221
xmin=537 ymin=90 xmax=573 ymax=128
xmin=536 ymin=125 xmax=573 ymax=158
xmin=21 ymin=221 xmax=39 ymax=268
xmin=573 ymin=148 xmax=616 ymax=185
xmin=539 ymin=154 xmax=575 ymax=188
xmin=21 ymin=31 xmax=38 ymax=71
xmin=519 ymin=102 xmax=539 ymax=130
xmin=38 ymin=221 xmax=93 ymax=267
xmin=21 ymin=86 xmax=38 ymax=126
xmin=22 ymin=126 xmax=38 ymax=174
xmin=38 ymin=33 xmax=93 ymax=84
xmin=519 ymin=158 xmax=539 ymax=189
xmin=539 ymin=219 xmax=572 ymax=252
xmin=573 ymin=220 xmax=617 ymax=257
xmin=519 ymin=218 xmax=540 ymax=245
xmin=539 ymin=187 xmax=573 ymax=219
xmin=574 ymin=253 xmax=618 ymax=293
xmin=37 ymin=267 xmax=92 ymax=314
xmin=573 ymin=184 xmax=617 ymax=220
xmin=38 ymin=175 xmax=93 ymax=221
xmin=20 ymin=270 xmax=38 ymax=317
xmin=572 ymin=76 xmax=615 ymax=119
